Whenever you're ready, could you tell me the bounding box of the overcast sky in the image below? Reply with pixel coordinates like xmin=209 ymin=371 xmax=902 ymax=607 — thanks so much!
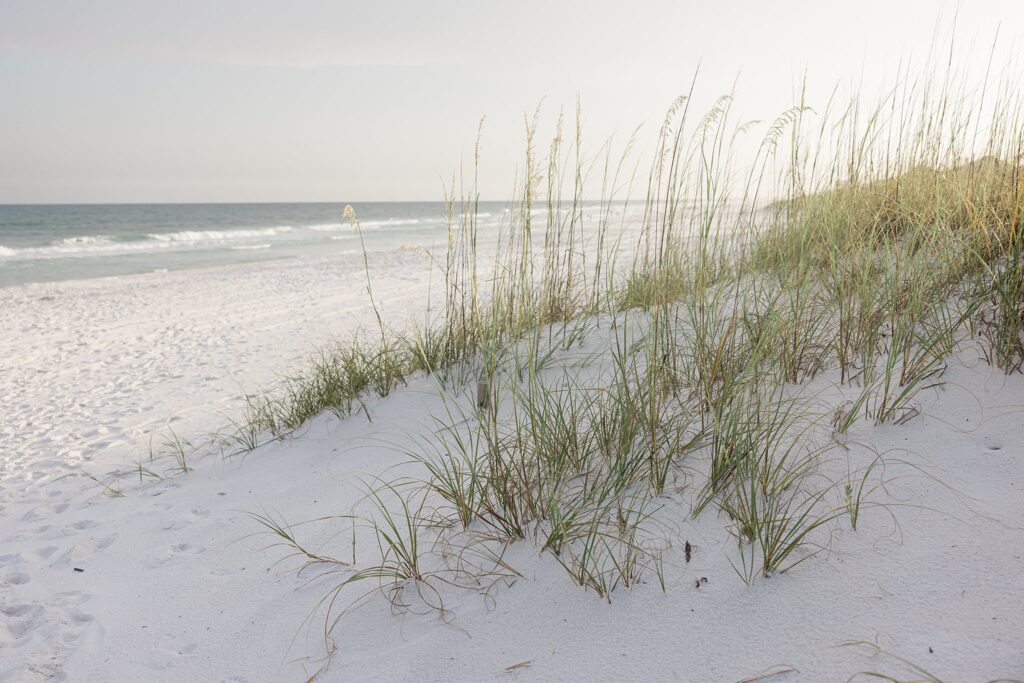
xmin=1 ymin=1 xmax=1022 ymax=203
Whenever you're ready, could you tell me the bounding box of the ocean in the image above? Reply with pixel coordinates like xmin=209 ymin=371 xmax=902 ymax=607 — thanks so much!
xmin=0 ymin=202 xmax=509 ymax=288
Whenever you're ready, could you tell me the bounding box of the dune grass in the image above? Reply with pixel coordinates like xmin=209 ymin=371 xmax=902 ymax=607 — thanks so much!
xmin=189 ymin=54 xmax=1024 ymax=643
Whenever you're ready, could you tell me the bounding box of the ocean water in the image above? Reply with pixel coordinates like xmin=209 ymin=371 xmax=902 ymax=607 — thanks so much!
xmin=0 ymin=202 xmax=511 ymax=288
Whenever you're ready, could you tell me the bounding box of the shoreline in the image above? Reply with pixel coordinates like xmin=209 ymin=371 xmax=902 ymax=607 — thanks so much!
xmin=0 ymin=251 xmax=301 ymax=292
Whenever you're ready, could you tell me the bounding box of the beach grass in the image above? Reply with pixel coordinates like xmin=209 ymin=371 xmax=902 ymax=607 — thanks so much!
xmin=179 ymin=53 xmax=1024 ymax=639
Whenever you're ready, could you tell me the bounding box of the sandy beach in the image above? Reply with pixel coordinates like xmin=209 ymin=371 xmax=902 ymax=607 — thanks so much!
xmin=0 ymin=249 xmax=438 ymax=679
xmin=0 ymin=247 xmax=437 ymax=484
xmin=2 ymin=252 xmax=1023 ymax=680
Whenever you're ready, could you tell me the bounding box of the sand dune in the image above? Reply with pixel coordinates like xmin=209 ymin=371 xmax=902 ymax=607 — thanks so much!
xmin=1 ymin=259 xmax=1022 ymax=680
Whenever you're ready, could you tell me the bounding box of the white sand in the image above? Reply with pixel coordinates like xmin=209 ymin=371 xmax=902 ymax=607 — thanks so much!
xmin=0 ymin=249 xmax=438 ymax=501
xmin=1 ymin=255 xmax=1022 ymax=681
xmin=0 ymin=250 xmax=437 ymax=680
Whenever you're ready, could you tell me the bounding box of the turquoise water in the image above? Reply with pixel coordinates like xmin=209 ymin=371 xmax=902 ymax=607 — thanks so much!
xmin=0 ymin=202 xmax=507 ymax=287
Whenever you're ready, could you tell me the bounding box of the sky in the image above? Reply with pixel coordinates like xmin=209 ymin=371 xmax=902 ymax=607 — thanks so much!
xmin=1 ymin=0 xmax=1022 ymax=204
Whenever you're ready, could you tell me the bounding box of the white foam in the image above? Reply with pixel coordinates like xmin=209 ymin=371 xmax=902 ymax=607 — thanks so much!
xmin=0 ymin=240 xmax=171 ymax=260
xmin=148 ymin=226 xmax=292 ymax=243
xmin=230 ymin=243 xmax=272 ymax=251
xmin=0 ymin=226 xmax=296 ymax=262
xmin=60 ymin=235 xmax=113 ymax=246
xmin=360 ymin=218 xmax=423 ymax=229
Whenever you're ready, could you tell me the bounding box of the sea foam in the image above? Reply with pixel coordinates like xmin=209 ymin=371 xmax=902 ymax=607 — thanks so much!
xmin=0 ymin=226 xmax=293 ymax=261
xmin=148 ymin=226 xmax=292 ymax=242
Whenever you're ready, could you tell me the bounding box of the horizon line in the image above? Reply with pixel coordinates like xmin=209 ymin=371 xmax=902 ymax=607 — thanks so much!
xmin=0 ymin=198 xmax=635 ymax=207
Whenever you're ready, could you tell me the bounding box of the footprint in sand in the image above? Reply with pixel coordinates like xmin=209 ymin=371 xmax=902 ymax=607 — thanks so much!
xmin=9 ymin=520 xmax=100 ymax=543
xmin=133 ymin=635 xmax=197 ymax=670
xmin=144 ymin=543 xmax=206 ymax=568
xmin=32 ymin=546 xmax=59 ymax=561
xmin=2 ymin=601 xmax=45 ymax=640
xmin=2 ymin=571 xmax=31 ymax=586
xmin=61 ymin=606 xmax=96 ymax=634
xmin=2 ymin=602 xmax=43 ymax=619
xmin=160 ymin=506 xmax=211 ymax=531
xmin=7 ymin=524 xmax=63 ymax=543
xmin=52 ymin=534 xmax=118 ymax=568
xmin=20 ymin=502 xmax=70 ymax=522
xmin=1 ymin=594 xmax=99 ymax=673
xmin=0 ymin=552 xmax=22 ymax=566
